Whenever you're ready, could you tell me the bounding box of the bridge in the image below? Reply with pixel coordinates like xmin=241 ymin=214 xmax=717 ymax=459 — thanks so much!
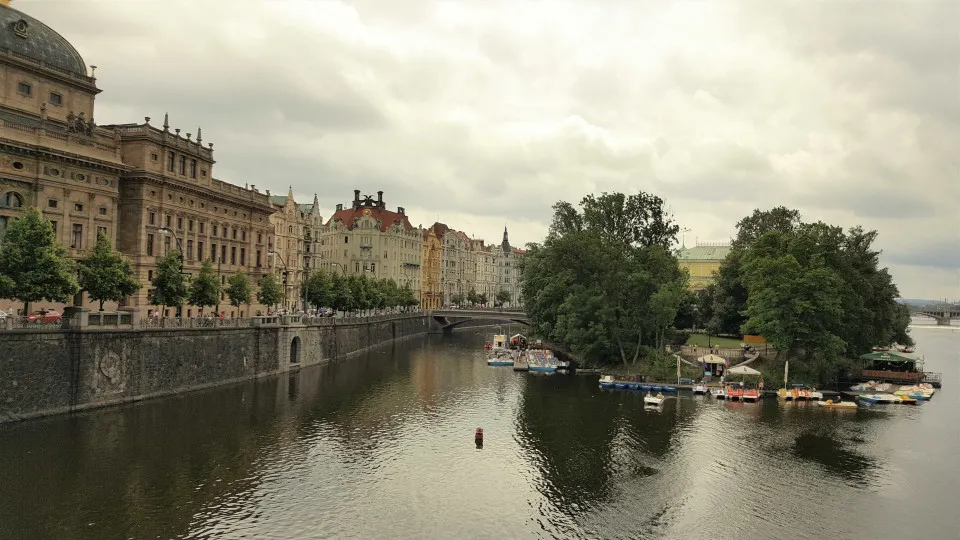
xmin=915 ymin=310 xmax=960 ymax=326
xmin=428 ymin=309 xmax=530 ymax=334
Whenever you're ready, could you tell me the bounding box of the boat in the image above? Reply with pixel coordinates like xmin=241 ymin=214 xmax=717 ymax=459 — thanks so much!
xmin=660 ymin=386 xmax=678 ymax=393
xmin=599 ymin=375 xmax=616 ymax=389
xmin=527 ymin=349 xmax=558 ymax=373
xmin=726 ymin=386 xmax=744 ymax=401
xmin=644 ymin=392 xmax=665 ymax=406
xmin=742 ymin=388 xmax=761 ymax=402
xmin=710 ymin=387 xmax=726 ymax=399
xmin=858 ymin=393 xmax=900 ymax=404
xmin=693 ymin=384 xmax=707 ymax=395
xmin=896 ymin=395 xmax=918 ymax=405
xmin=817 ymin=400 xmax=858 ymax=409
xmin=513 ymin=351 xmax=529 ymax=371
xmin=486 ymin=334 xmax=512 ymax=366
xmin=486 ymin=354 xmax=513 ymax=367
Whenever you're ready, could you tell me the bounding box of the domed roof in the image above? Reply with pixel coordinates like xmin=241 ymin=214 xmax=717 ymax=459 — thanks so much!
xmin=0 ymin=3 xmax=88 ymax=78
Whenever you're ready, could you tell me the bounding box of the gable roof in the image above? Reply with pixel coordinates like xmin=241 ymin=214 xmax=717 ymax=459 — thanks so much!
xmin=326 ymin=206 xmax=415 ymax=232
xmin=678 ymin=245 xmax=732 ymax=262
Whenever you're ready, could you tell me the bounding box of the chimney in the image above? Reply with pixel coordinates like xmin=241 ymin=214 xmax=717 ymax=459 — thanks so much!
xmin=336 ymin=203 xmax=343 ymax=211
xmin=377 ymin=190 xmax=384 ymax=209
xmin=398 ymin=206 xmax=405 ymax=215
xmin=353 ymin=189 xmax=361 ymax=208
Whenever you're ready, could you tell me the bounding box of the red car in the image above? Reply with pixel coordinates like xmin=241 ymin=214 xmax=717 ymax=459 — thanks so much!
xmin=27 ymin=309 xmax=62 ymax=323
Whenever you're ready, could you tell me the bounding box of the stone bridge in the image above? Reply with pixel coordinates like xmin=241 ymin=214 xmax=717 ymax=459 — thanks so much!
xmin=428 ymin=309 xmax=530 ymax=334
xmin=915 ymin=310 xmax=960 ymax=326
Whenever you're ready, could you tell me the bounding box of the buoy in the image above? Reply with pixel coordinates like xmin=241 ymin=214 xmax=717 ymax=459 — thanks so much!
xmin=475 ymin=427 xmax=483 ymax=443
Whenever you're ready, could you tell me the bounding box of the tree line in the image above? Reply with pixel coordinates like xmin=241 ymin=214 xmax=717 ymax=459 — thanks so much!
xmin=520 ymin=194 xmax=912 ymax=384
xmin=0 ymin=208 xmax=420 ymax=317
xmin=450 ymin=288 xmax=513 ymax=308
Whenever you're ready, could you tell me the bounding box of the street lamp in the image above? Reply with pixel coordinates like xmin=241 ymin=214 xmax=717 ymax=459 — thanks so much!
xmin=157 ymin=226 xmax=185 ymax=318
xmin=269 ymin=249 xmax=289 ymax=312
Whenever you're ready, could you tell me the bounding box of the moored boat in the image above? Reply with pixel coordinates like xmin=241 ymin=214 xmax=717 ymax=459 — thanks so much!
xmin=711 ymin=387 xmax=726 ymax=399
xmin=693 ymin=384 xmax=707 ymax=395
xmin=858 ymin=393 xmax=899 ymax=404
xmin=599 ymin=375 xmax=616 ymax=389
xmin=644 ymin=392 xmax=665 ymax=406
xmin=817 ymin=400 xmax=858 ymax=409
xmin=527 ymin=349 xmax=558 ymax=373
xmin=742 ymin=388 xmax=761 ymax=402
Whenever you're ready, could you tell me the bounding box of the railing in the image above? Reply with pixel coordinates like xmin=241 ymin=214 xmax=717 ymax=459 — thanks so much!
xmin=0 ymin=317 xmax=64 ymax=331
xmin=140 ymin=316 xmax=259 ymax=329
xmin=861 ymin=369 xmax=921 ymax=383
xmin=87 ymin=312 xmax=133 ymax=326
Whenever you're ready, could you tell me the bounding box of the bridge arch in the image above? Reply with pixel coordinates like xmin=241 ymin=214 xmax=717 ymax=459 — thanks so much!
xmin=290 ymin=336 xmax=301 ymax=364
xmin=442 ymin=317 xmax=530 ymax=330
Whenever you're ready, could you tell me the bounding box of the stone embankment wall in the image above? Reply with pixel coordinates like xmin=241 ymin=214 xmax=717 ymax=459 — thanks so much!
xmin=0 ymin=313 xmax=429 ymax=423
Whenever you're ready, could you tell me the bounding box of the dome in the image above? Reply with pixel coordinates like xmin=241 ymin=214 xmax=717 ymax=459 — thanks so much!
xmin=0 ymin=3 xmax=88 ymax=78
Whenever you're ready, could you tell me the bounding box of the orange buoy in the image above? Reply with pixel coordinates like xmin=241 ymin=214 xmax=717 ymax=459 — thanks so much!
xmin=475 ymin=427 xmax=483 ymax=443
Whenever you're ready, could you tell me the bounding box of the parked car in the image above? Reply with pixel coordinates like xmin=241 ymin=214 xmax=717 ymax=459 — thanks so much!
xmin=27 ymin=309 xmax=62 ymax=323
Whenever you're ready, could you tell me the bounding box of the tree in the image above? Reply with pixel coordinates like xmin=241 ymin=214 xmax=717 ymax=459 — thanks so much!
xmin=496 ymin=289 xmax=511 ymax=307
xmin=0 ymin=207 xmax=78 ymax=313
xmin=302 ymin=269 xmax=334 ymax=309
xmin=149 ymin=251 xmax=188 ymax=315
xmin=257 ymin=273 xmax=284 ymax=310
xmin=466 ymin=288 xmax=479 ymax=305
xmin=330 ymin=274 xmax=352 ymax=312
xmin=78 ymin=231 xmax=141 ymax=311
xmin=477 ymin=292 xmax=488 ymax=306
xmin=452 ymin=292 xmax=465 ymax=306
xmin=226 ymin=272 xmax=251 ymax=310
xmin=188 ymin=261 xmax=220 ymax=314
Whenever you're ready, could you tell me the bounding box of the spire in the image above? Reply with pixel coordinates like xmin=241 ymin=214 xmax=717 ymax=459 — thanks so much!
xmin=163 ymin=112 xmax=169 ymax=131
xmin=313 ymin=193 xmax=319 ymax=212
xmin=288 ymin=185 xmax=294 ymax=200
xmin=501 ymin=225 xmax=510 ymax=254
xmin=196 ymin=127 xmax=202 ymax=144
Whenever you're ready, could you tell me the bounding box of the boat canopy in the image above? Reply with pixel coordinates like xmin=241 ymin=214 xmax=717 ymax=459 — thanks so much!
xmin=698 ymin=353 xmax=727 ymax=364
xmin=727 ymin=365 xmax=761 ymax=376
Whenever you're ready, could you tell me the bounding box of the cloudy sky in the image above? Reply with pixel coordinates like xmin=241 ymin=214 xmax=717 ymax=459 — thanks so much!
xmin=20 ymin=0 xmax=959 ymax=300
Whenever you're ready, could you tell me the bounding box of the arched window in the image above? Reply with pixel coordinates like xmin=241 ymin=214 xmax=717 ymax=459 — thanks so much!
xmin=2 ymin=192 xmax=23 ymax=208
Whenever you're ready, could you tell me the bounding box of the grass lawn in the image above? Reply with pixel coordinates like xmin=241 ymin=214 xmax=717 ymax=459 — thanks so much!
xmin=685 ymin=333 xmax=744 ymax=349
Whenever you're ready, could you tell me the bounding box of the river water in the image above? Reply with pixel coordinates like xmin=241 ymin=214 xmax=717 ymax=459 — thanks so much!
xmin=1 ymin=321 xmax=957 ymax=539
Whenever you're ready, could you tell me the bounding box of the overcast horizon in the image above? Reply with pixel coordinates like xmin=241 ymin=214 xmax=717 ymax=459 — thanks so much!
xmin=18 ymin=0 xmax=958 ymax=300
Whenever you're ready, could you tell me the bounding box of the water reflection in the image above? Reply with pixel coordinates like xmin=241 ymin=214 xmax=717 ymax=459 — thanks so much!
xmin=0 ymin=328 xmax=957 ymax=539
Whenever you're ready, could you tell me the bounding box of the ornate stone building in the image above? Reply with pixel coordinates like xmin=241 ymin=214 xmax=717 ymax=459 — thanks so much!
xmin=433 ymin=224 xmax=524 ymax=307
xmin=268 ymin=189 xmax=323 ymax=312
xmin=318 ymin=190 xmax=422 ymax=297
xmin=108 ymin=115 xmax=277 ymax=317
xmin=677 ymin=241 xmax=731 ymax=291
xmin=0 ymin=0 xmax=129 ymax=313
xmin=0 ymin=1 xmax=279 ymax=317
xmin=420 ymin=225 xmax=442 ymax=309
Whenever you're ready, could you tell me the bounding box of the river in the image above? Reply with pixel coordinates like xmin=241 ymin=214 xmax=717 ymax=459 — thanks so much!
xmin=0 ymin=320 xmax=957 ymax=539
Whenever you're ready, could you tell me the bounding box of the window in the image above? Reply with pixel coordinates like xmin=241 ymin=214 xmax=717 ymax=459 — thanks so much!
xmin=167 ymin=152 xmax=175 ymax=172
xmin=344 ymin=236 xmax=349 ymax=244
xmin=232 ymin=228 xmax=237 ymax=240
xmin=1 ymin=192 xmax=22 ymax=208
xmin=46 ymin=92 xmax=63 ymax=106
xmin=256 ymin=250 xmax=262 ymax=267
xmin=151 ymin=153 xmax=159 ymax=161
xmin=148 ymin=270 xmax=154 ymax=281
xmin=71 ymin=224 xmax=82 ymax=248
xmin=74 ymin=202 xmax=83 ymax=212
xmin=98 ymin=207 xmax=107 ymax=216
xmin=212 ymin=225 xmax=218 ymax=237
xmin=149 ymin=212 xmax=155 ymax=225
xmin=17 ymin=82 xmax=31 ymax=95
xmin=355 ymin=262 xmax=360 ymax=272
xmin=186 ymin=239 xmax=194 ymax=260
xmin=188 ymin=219 xmax=194 ymax=232
xmin=222 ymin=227 xmax=227 ymax=239
xmin=198 ymin=241 xmax=204 ymax=261
xmin=165 ymin=215 xmax=171 ymax=227
xmin=211 ymin=243 xmax=217 ymax=261
xmin=257 ymin=233 xmax=262 ymax=243
xmin=370 ymin=263 xmax=376 ymax=273
xmin=163 ymin=236 xmax=171 ymax=253
xmin=199 ymin=222 xmax=205 ymax=234
xmin=242 ymin=230 xmax=246 ymax=241
xmin=178 ymin=155 xmax=186 ymax=175
xmin=47 ymin=199 xmax=57 ymax=208
xmin=177 ymin=217 xmax=183 ymax=230
xmin=221 ymin=245 xmax=226 ymax=263
xmin=49 ymin=220 xmax=57 ymax=234
xmin=201 ymin=169 xmax=207 ymax=177
xmin=230 ymin=246 xmax=236 ymax=265
xmin=240 ymin=248 xmax=246 ymax=266
xmin=146 ymin=234 xmax=154 ymax=256
xmin=97 ymin=226 xmax=108 ymax=237
xmin=384 ymin=251 xmax=388 ymax=259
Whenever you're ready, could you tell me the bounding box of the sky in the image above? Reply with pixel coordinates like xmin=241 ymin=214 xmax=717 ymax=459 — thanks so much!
xmin=18 ymin=0 xmax=959 ymax=300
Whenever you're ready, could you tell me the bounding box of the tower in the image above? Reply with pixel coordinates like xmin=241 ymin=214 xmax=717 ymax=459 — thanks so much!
xmin=501 ymin=225 xmax=510 ymax=254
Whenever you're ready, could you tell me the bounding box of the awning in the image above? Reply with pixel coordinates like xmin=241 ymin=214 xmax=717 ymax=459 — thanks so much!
xmin=698 ymin=354 xmax=727 ymax=364
xmin=727 ymin=365 xmax=761 ymax=376
xmin=859 ymin=351 xmax=920 ymax=363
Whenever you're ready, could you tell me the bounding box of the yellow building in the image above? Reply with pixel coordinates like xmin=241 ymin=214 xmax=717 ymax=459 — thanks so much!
xmin=677 ymin=242 xmax=731 ymax=291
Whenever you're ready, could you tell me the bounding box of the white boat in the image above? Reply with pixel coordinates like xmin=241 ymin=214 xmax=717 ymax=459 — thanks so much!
xmin=644 ymin=393 xmax=665 ymax=406
xmin=710 ymin=387 xmax=726 ymax=399
xmin=693 ymin=384 xmax=707 ymax=395
xmin=858 ymin=393 xmax=899 ymax=404
xmin=817 ymin=400 xmax=858 ymax=409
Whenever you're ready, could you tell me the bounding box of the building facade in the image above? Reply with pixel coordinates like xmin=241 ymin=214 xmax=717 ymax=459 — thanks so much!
xmin=433 ymin=224 xmax=524 ymax=307
xmin=269 ymin=188 xmax=319 ymax=312
xmin=420 ymin=225 xmax=442 ymax=309
xmin=317 ymin=190 xmax=423 ymax=297
xmin=677 ymin=241 xmax=731 ymax=291
xmin=0 ymin=1 xmax=130 ymax=313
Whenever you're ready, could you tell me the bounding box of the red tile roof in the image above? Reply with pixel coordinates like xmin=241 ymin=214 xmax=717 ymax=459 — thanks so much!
xmin=326 ymin=206 xmax=414 ymax=232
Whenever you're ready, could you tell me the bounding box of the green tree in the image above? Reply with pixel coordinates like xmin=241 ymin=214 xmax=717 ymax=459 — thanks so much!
xmin=149 ymin=251 xmax=188 ymax=315
xmin=226 ymin=272 xmax=251 ymax=310
xmin=188 ymin=261 xmax=220 ymax=314
xmin=399 ymin=283 xmax=418 ymax=309
xmin=451 ymin=292 xmax=465 ymax=306
xmin=0 ymin=207 xmax=78 ymax=313
xmin=330 ymin=274 xmax=352 ymax=312
xmin=466 ymin=288 xmax=479 ymax=305
xmin=495 ymin=289 xmax=511 ymax=307
xmin=257 ymin=272 xmax=284 ymax=310
xmin=477 ymin=292 xmax=488 ymax=306
xmin=302 ymin=269 xmax=334 ymax=309
xmin=78 ymin=231 xmax=141 ymax=311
